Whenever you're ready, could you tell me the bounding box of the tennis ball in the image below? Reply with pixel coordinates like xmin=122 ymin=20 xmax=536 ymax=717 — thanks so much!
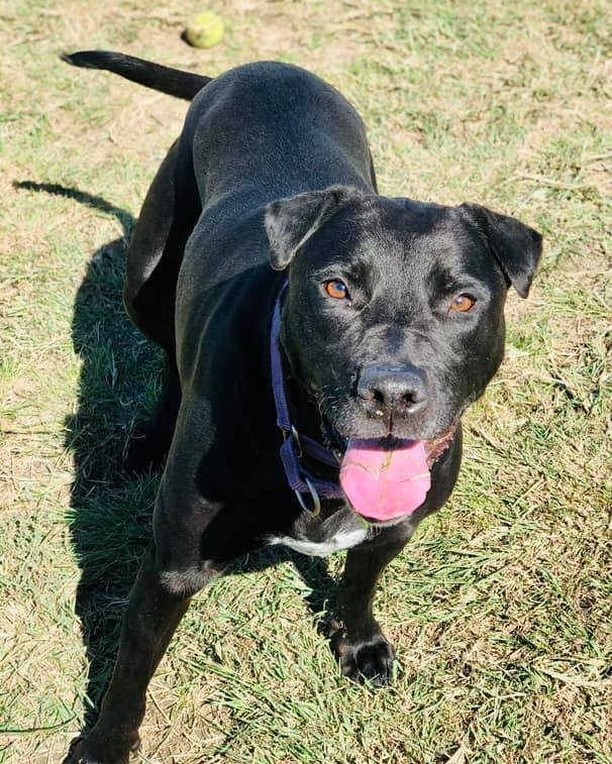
xmin=184 ymin=11 xmax=224 ymax=49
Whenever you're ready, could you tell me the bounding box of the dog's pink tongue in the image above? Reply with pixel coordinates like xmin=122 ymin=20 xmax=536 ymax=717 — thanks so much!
xmin=340 ymin=439 xmax=431 ymax=521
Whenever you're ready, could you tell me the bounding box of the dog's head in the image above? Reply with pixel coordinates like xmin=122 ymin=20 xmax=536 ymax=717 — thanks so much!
xmin=265 ymin=186 xmax=542 ymax=519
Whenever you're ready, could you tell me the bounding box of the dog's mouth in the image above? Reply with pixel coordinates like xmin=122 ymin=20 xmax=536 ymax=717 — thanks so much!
xmin=323 ymin=422 xmax=458 ymax=522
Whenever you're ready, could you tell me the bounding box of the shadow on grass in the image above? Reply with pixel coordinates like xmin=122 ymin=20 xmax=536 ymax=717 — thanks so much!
xmin=15 ymin=181 xmax=339 ymax=735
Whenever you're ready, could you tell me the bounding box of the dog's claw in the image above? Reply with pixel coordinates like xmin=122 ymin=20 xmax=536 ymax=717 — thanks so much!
xmin=338 ymin=635 xmax=395 ymax=687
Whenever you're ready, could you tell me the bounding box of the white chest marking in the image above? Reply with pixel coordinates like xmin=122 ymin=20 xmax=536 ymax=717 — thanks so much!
xmin=268 ymin=527 xmax=368 ymax=557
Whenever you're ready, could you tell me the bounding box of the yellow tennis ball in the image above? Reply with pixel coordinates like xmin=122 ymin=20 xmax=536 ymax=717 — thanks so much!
xmin=184 ymin=11 xmax=224 ymax=49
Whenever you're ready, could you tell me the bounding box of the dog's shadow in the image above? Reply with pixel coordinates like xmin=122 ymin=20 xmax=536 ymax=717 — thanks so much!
xmin=15 ymin=181 xmax=339 ymax=735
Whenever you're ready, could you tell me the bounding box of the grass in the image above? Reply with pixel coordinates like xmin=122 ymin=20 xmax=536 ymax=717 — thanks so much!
xmin=0 ymin=0 xmax=610 ymax=762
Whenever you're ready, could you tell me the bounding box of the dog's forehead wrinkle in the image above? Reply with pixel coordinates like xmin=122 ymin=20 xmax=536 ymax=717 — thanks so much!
xmin=426 ymin=245 xmax=500 ymax=295
xmin=304 ymin=201 xmax=455 ymax=295
xmin=420 ymin=217 xmax=503 ymax=283
xmin=343 ymin=213 xmax=466 ymax=290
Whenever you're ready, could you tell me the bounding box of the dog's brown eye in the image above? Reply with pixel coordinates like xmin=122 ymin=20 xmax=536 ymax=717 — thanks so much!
xmin=449 ymin=294 xmax=476 ymax=313
xmin=324 ymin=279 xmax=350 ymax=300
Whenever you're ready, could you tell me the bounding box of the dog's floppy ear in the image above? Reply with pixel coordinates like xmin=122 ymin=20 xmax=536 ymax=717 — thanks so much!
xmin=265 ymin=186 xmax=358 ymax=270
xmin=458 ymin=203 xmax=543 ymax=298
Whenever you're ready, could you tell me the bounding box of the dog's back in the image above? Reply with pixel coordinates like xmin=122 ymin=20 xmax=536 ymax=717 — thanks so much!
xmin=177 ymin=63 xmax=375 ymax=279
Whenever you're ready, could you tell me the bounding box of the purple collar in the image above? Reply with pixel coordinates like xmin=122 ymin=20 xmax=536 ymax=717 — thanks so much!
xmin=270 ymin=282 xmax=345 ymax=514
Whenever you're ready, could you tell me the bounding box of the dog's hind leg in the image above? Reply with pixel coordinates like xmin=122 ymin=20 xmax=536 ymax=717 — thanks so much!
xmin=125 ymin=146 xmax=173 ymax=349
xmin=124 ymin=353 xmax=181 ymax=472
xmin=123 ymin=141 xmax=201 ymax=471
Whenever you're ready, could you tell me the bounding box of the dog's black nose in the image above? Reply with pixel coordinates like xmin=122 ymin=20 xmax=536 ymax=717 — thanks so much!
xmin=358 ymin=364 xmax=428 ymax=414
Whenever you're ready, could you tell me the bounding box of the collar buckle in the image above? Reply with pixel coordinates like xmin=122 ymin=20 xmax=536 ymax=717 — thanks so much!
xmin=294 ymin=476 xmax=321 ymax=516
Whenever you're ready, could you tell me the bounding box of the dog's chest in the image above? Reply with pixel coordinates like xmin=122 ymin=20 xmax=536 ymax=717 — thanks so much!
xmin=267 ymin=505 xmax=369 ymax=557
xmin=269 ymin=527 xmax=368 ymax=557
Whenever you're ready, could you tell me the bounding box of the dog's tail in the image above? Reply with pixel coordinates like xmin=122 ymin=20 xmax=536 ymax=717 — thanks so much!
xmin=61 ymin=50 xmax=211 ymax=101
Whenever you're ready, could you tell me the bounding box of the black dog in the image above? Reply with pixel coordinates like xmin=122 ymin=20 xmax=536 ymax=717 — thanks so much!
xmin=62 ymin=51 xmax=542 ymax=763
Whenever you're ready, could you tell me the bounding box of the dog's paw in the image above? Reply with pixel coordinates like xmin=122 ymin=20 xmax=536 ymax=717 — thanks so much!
xmin=336 ymin=634 xmax=395 ymax=687
xmin=63 ymin=732 xmax=140 ymax=764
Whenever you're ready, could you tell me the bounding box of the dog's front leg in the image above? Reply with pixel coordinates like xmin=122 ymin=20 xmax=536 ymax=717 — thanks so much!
xmin=336 ymin=534 xmax=410 ymax=687
xmin=65 ymin=543 xmax=210 ymax=764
